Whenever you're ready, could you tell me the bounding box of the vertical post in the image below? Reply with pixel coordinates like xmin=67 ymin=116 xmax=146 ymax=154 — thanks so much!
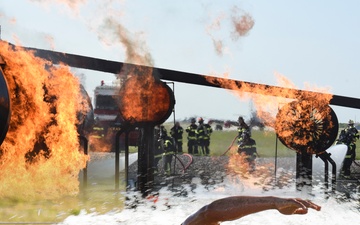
xmin=318 ymin=154 xmax=329 ymax=194
xmin=327 ymin=155 xmax=337 ymax=193
xmin=125 ymin=130 xmax=129 ymax=190
xmin=137 ymin=126 xmax=155 ymax=196
xmin=115 ymin=129 xmax=125 ymax=191
xmin=322 ymin=152 xmax=337 ymax=193
xmin=317 ymin=152 xmax=337 ymax=195
xmin=147 ymin=126 xmax=155 ymax=195
xmin=79 ymin=136 xmax=88 ymax=191
xmin=296 ymin=151 xmax=313 ymax=191
xmin=137 ymin=127 xmax=147 ymax=195
xmin=274 ymin=134 xmax=278 ymax=185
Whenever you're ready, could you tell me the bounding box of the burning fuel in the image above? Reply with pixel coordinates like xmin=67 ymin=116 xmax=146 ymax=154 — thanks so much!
xmin=118 ymin=68 xmax=174 ymax=125
xmin=0 ymin=41 xmax=89 ymax=200
xmin=205 ymin=73 xmax=338 ymax=154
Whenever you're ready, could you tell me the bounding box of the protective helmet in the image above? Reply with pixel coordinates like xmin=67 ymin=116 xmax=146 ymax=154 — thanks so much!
xmin=241 ymin=131 xmax=250 ymax=140
xmin=238 ymin=116 xmax=244 ymax=123
xmin=348 ymin=119 xmax=354 ymax=125
xmin=191 ymin=118 xmax=196 ymax=123
xmin=198 ymin=117 xmax=204 ymax=123
xmin=159 ymin=126 xmax=167 ymax=139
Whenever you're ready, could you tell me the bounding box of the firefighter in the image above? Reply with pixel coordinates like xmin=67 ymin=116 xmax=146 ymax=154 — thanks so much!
xmin=237 ymin=116 xmax=251 ymax=143
xmin=336 ymin=119 xmax=359 ymax=178
xmin=196 ymin=117 xmax=212 ymax=156
xmin=204 ymin=119 xmax=213 ymax=155
xmin=159 ymin=129 xmax=175 ymax=176
xmin=153 ymin=125 xmax=165 ymax=174
xmin=91 ymin=117 xmax=105 ymax=139
xmin=186 ymin=118 xmax=198 ymax=155
xmin=237 ymin=131 xmax=258 ymax=172
xmin=170 ymin=121 xmax=184 ymax=153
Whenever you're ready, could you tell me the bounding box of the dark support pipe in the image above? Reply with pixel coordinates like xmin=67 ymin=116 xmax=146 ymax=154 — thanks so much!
xmin=147 ymin=126 xmax=154 ymax=194
xmin=137 ymin=126 xmax=155 ymax=196
xmin=125 ymin=131 xmax=129 ymax=190
xmin=137 ymin=128 xmax=146 ymax=194
xmin=13 ymin=43 xmax=353 ymax=195
xmin=317 ymin=152 xmax=337 ymax=194
xmin=79 ymin=135 xmax=88 ymax=191
xmin=327 ymin=154 xmax=337 ymax=193
xmin=296 ymin=152 xmax=313 ymax=191
xmin=317 ymin=154 xmax=329 ymax=192
xmin=115 ymin=129 xmax=126 ymax=191
xmin=20 ymin=45 xmax=360 ymax=110
xmin=274 ymin=135 xmax=278 ymax=186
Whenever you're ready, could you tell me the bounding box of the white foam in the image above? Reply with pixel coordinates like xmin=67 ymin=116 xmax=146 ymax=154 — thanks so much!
xmin=63 ymin=147 xmax=358 ymax=225
xmin=60 ymin=173 xmax=360 ymax=225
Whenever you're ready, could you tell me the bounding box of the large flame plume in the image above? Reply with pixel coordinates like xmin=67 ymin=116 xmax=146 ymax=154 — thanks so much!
xmin=99 ymin=16 xmax=174 ymax=124
xmin=0 ymin=41 xmax=89 ymax=200
xmin=118 ymin=67 xmax=172 ymax=124
xmin=206 ymin=72 xmax=333 ymax=127
xmin=206 ymin=72 xmax=335 ymax=176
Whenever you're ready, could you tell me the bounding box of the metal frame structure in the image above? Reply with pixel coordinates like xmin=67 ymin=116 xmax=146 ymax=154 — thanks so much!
xmin=1 ymin=42 xmax=360 ymax=195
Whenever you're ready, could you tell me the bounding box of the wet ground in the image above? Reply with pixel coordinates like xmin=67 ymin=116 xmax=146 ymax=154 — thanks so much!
xmin=337 ymin=160 xmax=360 ymax=196
xmin=127 ymin=155 xmax=360 ymax=198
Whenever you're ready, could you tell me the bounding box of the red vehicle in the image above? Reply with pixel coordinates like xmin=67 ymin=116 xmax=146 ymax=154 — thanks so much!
xmin=90 ymin=79 xmax=139 ymax=152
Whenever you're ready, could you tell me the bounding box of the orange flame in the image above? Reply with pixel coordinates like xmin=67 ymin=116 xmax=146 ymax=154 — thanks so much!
xmin=118 ymin=67 xmax=172 ymax=124
xmin=206 ymin=72 xmax=333 ymax=127
xmin=0 ymin=41 xmax=89 ymax=200
xmin=207 ymin=72 xmax=336 ymax=155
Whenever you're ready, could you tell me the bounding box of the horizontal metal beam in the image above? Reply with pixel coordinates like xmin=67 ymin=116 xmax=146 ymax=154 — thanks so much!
xmin=12 ymin=43 xmax=360 ymax=110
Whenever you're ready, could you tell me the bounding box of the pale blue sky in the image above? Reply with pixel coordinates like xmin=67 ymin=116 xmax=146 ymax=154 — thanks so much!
xmin=1 ymin=0 xmax=360 ymax=123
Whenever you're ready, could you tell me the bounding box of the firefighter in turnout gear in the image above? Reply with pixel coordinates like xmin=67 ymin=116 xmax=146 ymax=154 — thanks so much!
xmin=170 ymin=121 xmax=184 ymax=153
xmin=154 ymin=125 xmax=165 ymax=174
xmin=336 ymin=119 xmax=359 ymax=178
xmin=155 ymin=126 xmax=175 ymax=175
xmin=204 ymin=120 xmax=213 ymax=155
xmin=237 ymin=116 xmax=251 ymax=144
xmin=186 ymin=118 xmax=198 ymax=155
xmin=159 ymin=129 xmax=175 ymax=176
xmin=237 ymin=131 xmax=258 ymax=172
xmin=196 ymin=117 xmax=212 ymax=156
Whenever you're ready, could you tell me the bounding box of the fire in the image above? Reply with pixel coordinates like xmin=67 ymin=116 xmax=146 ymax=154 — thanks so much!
xmin=0 ymin=41 xmax=89 ymax=200
xmin=226 ymin=147 xmax=293 ymax=188
xmin=228 ymin=150 xmax=254 ymax=176
xmin=118 ymin=67 xmax=173 ymax=124
xmin=206 ymin=72 xmax=337 ymax=174
xmin=206 ymin=72 xmax=333 ymax=128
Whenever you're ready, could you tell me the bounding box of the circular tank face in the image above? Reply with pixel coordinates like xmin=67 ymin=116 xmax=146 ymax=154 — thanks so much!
xmin=77 ymin=84 xmax=95 ymax=137
xmin=275 ymin=100 xmax=339 ymax=154
xmin=118 ymin=75 xmax=174 ymax=126
xmin=0 ymin=69 xmax=10 ymax=146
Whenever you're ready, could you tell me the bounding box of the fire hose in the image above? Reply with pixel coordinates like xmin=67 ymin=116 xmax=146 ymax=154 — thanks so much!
xmin=353 ymin=160 xmax=360 ymax=167
xmin=174 ymin=153 xmax=193 ymax=173
xmin=221 ymin=135 xmax=238 ymax=156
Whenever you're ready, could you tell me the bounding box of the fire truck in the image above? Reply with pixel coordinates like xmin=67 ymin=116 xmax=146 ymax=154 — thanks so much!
xmin=91 ymin=78 xmax=139 ymax=152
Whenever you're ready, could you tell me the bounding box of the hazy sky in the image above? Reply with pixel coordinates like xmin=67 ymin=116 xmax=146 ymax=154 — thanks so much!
xmin=1 ymin=0 xmax=360 ymax=123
